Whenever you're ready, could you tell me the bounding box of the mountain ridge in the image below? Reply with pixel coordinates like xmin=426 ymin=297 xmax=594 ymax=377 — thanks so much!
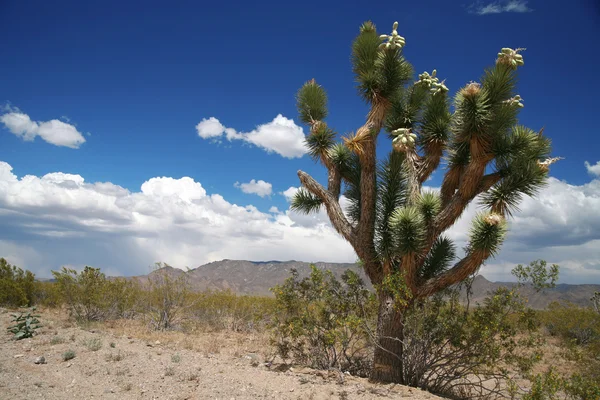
xmin=130 ymin=259 xmax=599 ymax=309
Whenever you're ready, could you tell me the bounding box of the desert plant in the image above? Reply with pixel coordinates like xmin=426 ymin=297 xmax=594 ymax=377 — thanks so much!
xmin=7 ymin=307 xmax=42 ymax=340
xmin=271 ymin=266 xmax=377 ymax=376
xmin=52 ymin=266 xmax=112 ymax=321
xmin=291 ymin=19 xmax=558 ymax=383
xmin=62 ymin=349 xmax=76 ymax=361
xmin=592 ymin=291 xmax=600 ymax=314
xmin=512 ymin=259 xmax=559 ymax=292
xmin=105 ymin=351 xmax=125 ymax=362
xmin=50 ymin=336 xmax=65 ymax=345
xmin=144 ymin=262 xmax=191 ymax=330
xmin=0 ymin=258 xmax=35 ymax=307
xmin=82 ymin=337 xmax=103 ymax=351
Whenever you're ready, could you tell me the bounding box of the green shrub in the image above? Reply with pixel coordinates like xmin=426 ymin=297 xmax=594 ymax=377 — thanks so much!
xmin=7 ymin=307 xmax=42 ymax=340
xmin=270 ymin=266 xmax=376 ymax=376
xmin=82 ymin=337 xmax=102 ymax=351
xmin=52 ymin=266 xmax=141 ymax=321
xmin=271 ymin=266 xmax=555 ymax=398
xmin=187 ymin=289 xmax=276 ymax=332
xmin=143 ymin=262 xmax=190 ymax=330
xmin=542 ymin=302 xmax=600 ymax=345
xmin=62 ymin=350 xmax=76 ymax=361
xmin=32 ymin=281 xmax=63 ymax=308
xmin=0 ymin=258 xmax=35 ymax=307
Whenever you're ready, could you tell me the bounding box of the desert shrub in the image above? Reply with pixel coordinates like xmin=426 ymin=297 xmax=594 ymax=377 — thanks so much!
xmin=270 ymin=266 xmax=377 ymax=376
xmin=62 ymin=350 xmax=76 ymax=361
xmin=32 ymin=281 xmax=63 ymax=308
xmin=396 ymin=286 xmax=544 ymax=398
xmin=52 ymin=266 xmax=141 ymax=321
xmin=591 ymin=291 xmax=600 ymax=314
xmin=106 ymin=277 xmax=142 ymax=319
xmin=143 ymin=262 xmax=191 ymax=330
xmin=271 ymin=265 xmax=563 ymax=398
xmin=7 ymin=307 xmax=42 ymax=340
xmin=82 ymin=337 xmax=103 ymax=351
xmin=0 ymin=258 xmax=35 ymax=307
xmin=52 ymin=266 xmax=113 ymax=321
xmin=542 ymin=302 xmax=600 ymax=345
xmin=187 ymin=289 xmax=276 ymax=332
xmin=537 ymin=300 xmax=600 ymax=399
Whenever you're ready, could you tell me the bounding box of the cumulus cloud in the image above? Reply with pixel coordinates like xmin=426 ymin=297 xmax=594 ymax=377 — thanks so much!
xmin=468 ymin=0 xmax=532 ymax=15
xmin=0 ymin=161 xmax=353 ymax=277
xmin=0 ymin=160 xmax=599 ymax=283
xmin=585 ymin=161 xmax=600 ymax=177
xmin=195 ymin=115 xmax=307 ymax=158
xmin=1 ymin=110 xmax=86 ymax=148
xmin=234 ymin=179 xmax=273 ymax=197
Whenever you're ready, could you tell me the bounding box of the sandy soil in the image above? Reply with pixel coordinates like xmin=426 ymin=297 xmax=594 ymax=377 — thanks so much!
xmin=0 ymin=308 xmax=445 ymax=400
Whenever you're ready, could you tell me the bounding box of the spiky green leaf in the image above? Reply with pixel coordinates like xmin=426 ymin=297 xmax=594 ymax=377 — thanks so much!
xmin=291 ymin=188 xmax=323 ymax=215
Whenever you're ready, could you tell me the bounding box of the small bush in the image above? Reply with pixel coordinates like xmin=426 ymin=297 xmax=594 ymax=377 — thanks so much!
xmin=270 ymin=266 xmax=376 ymax=376
xmin=171 ymin=353 xmax=181 ymax=363
xmin=52 ymin=266 xmax=142 ymax=322
xmin=7 ymin=307 xmax=42 ymax=340
xmin=0 ymin=258 xmax=35 ymax=307
xmin=105 ymin=351 xmax=125 ymax=362
xmin=541 ymin=302 xmax=600 ymax=345
xmin=82 ymin=337 xmax=103 ymax=351
xmin=144 ymin=262 xmax=190 ymax=331
xmin=62 ymin=350 xmax=76 ymax=361
xmin=50 ymin=336 xmax=65 ymax=345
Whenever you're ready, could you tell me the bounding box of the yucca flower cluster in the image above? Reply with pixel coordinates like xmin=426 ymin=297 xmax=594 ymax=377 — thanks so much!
xmin=391 ymin=128 xmax=417 ymax=152
xmin=497 ymin=47 xmax=525 ymax=68
xmin=503 ymin=94 xmax=524 ymax=108
xmin=379 ymin=22 xmax=405 ymax=50
xmin=416 ymin=70 xmax=448 ymax=95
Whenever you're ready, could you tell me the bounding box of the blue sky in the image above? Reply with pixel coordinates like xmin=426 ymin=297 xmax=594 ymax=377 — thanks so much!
xmin=1 ymin=0 xmax=599 ymax=283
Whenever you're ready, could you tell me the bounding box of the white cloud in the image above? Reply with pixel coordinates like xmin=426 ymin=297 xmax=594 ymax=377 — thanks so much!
xmin=0 ymin=161 xmax=353 ymax=278
xmin=446 ymin=177 xmax=600 ymax=283
xmin=1 ymin=110 xmax=86 ymax=148
xmin=195 ymin=115 xmax=307 ymax=158
xmin=585 ymin=161 xmax=600 ymax=177
xmin=234 ymin=179 xmax=273 ymax=197
xmin=281 ymin=186 xmax=299 ymax=201
xmin=0 ymin=160 xmax=599 ymax=284
xmin=469 ymin=0 xmax=532 ymax=15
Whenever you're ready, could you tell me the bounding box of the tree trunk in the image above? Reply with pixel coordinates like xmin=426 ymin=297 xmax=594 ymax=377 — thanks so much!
xmin=371 ymin=293 xmax=405 ymax=383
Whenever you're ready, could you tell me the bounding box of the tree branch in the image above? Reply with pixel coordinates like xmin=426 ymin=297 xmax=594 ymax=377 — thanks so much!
xmin=416 ymin=249 xmax=490 ymax=298
xmin=298 ymin=170 xmax=356 ymax=246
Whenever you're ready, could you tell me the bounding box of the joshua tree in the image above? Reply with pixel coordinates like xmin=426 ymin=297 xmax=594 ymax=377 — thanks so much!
xmin=292 ymin=20 xmax=559 ymax=383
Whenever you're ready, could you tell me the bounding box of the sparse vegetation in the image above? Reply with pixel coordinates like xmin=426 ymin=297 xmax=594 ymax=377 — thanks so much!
xmin=1 ymin=256 xmax=598 ymax=398
xmin=105 ymin=351 xmax=125 ymax=362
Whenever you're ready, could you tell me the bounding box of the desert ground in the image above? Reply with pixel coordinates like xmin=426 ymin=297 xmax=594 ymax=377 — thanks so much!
xmin=0 ymin=307 xmax=445 ymax=400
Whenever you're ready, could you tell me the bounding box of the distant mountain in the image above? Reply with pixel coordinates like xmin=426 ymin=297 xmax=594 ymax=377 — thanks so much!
xmin=462 ymin=275 xmax=600 ymax=309
xmin=131 ymin=260 xmax=599 ymax=309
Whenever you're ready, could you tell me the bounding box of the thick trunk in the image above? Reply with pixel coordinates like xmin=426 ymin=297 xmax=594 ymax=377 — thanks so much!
xmin=371 ymin=294 xmax=405 ymax=383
